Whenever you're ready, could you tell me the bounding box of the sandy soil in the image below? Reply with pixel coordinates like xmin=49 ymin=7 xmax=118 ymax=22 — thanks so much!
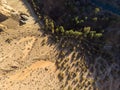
xmin=1 ymin=0 xmax=119 ymax=90
xmin=0 ymin=0 xmax=61 ymax=90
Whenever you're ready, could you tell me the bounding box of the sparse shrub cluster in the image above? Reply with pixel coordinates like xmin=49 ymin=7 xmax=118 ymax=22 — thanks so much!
xmin=29 ymin=0 xmax=117 ymax=57
xmin=44 ymin=16 xmax=103 ymax=39
xmin=28 ymin=0 xmax=120 ymax=89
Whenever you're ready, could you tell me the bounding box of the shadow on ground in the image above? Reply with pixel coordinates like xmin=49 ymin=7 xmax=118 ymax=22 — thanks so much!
xmin=22 ymin=0 xmax=120 ymax=90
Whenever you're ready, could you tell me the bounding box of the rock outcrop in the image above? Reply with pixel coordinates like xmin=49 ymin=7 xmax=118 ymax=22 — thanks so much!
xmin=0 ymin=0 xmax=19 ymax=23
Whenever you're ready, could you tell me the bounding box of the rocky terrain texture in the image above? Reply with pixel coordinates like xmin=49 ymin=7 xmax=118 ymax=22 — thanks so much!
xmin=0 ymin=0 xmax=61 ymax=90
xmin=0 ymin=0 xmax=120 ymax=90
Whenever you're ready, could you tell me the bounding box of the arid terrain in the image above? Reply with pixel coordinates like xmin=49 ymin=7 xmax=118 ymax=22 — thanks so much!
xmin=0 ymin=0 xmax=120 ymax=90
xmin=0 ymin=0 xmax=62 ymax=90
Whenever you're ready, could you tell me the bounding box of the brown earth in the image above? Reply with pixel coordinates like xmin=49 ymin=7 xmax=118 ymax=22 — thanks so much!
xmin=0 ymin=0 xmax=120 ymax=90
xmin=0 ymin=0 xmax=61 ymax=90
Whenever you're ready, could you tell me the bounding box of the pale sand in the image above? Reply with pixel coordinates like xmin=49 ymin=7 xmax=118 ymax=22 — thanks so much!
xmin=0 ymin=0 xmax=61 ymax=90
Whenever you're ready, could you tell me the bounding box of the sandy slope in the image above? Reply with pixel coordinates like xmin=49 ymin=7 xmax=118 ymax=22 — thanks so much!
xmin=0 ymin=0 xmax=61 ymax=90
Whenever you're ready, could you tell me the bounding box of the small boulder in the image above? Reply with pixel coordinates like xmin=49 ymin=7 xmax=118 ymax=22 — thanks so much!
xmin=20 ymin=14 xmax=29 ymax=21
xmin=19 ymin=19 xmax=26 ymax=25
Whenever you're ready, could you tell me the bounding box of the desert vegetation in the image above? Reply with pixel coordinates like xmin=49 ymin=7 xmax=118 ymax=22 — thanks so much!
xmin=29 ymin=0 xmax=118 ymax=59
xmin=28 ymin=0 xmax=120 ymax=90
xmin=0 ymin=0 xmax=120 ymax=90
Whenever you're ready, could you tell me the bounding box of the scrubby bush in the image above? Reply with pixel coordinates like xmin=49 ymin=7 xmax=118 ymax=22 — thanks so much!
xmin=30 ymin=0 xmax=116 ymax=57
xmin=95 ymin=7 xmax=100 ymax=14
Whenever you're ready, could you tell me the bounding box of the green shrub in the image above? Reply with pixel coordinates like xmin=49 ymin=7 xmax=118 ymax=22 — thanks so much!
xmin=59 ymin=26 xmax=65 ymax=34
xmin=50 ymin=21 xmax=55 ymax=33
xmin=73 ymin=31 xmax=83 ymax=36
xmin=95 ymin=33 xmax=102 ymax=38
xmin=79 ymin=19 xmax=84 ymax=23
xmin=69 ymin=29 xmax=74 ymax=35
xmin=95 ymin=7 xmax=100 ymax=14
xmin=83 ymin=27 xmax=91 ymax=34
xmin=92 ymin=17 xmax=98 ymax=21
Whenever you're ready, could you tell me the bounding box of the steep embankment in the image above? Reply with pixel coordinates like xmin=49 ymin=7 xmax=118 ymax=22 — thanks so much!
xmin=29 ymin=0 xmax=120 ymax=90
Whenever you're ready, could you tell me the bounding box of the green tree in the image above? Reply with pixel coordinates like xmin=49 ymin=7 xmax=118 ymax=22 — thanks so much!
xmin=95 ymin=7 xmax=100 ymax=14
xmin=50 ymin=21 xmax=55 ymax=33
xmin=59 ymin=26 xmax=65 ymax=34
xmin=95 ymin=33 xmax=102 ymax=38
xmin=69 ymin=29 xmax=74 ymax=35
xmin=44 ymin=18 xmax=49 ymax=30
xmin=79 ymin=19 xmax=84 ymax=23
xmin=92 ymin=17 xmax=98 ymax=21
xmin=89 ymin=31 xmax=96 ymax=38
xmin=74 ymin=31 xmax=83 ymax=36
xmin=56 ymin=28 xmax=59 ymax=33
xmin=84 ymin=26 xmax=91 ymax=34
xmin=65 ymin=31 xmax=70 ymax=36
